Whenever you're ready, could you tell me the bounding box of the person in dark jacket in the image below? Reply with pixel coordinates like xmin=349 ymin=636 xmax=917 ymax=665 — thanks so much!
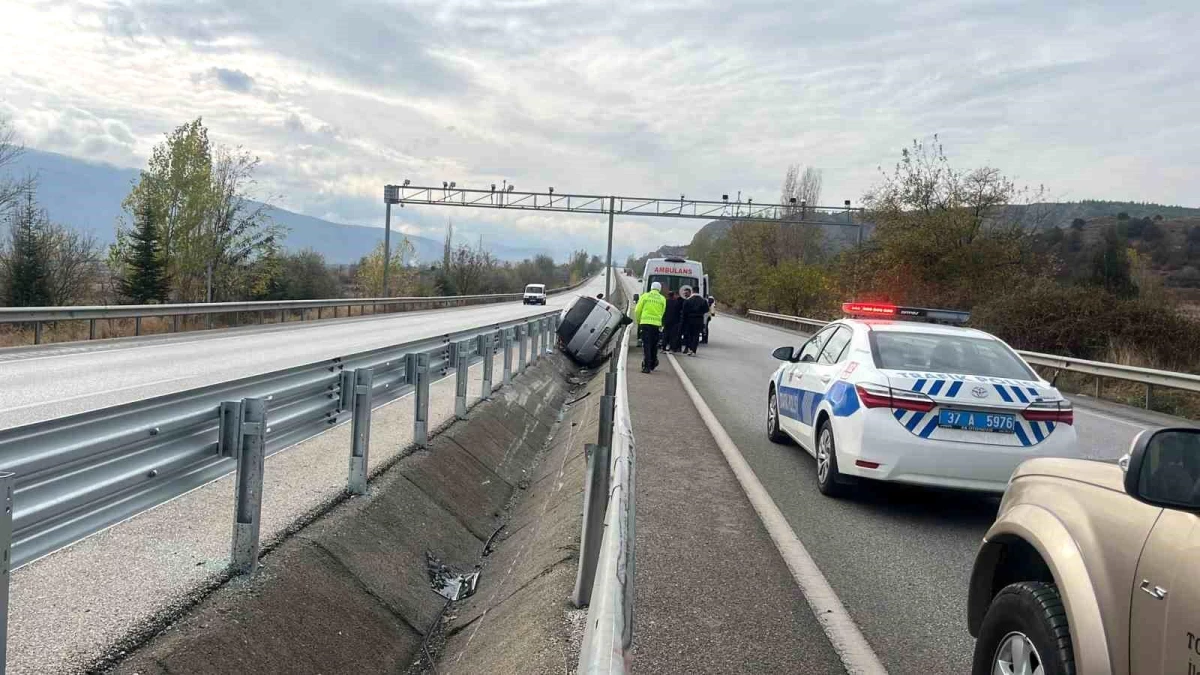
xmin=680 ymin=285 xmax=709 ymax=355
xmin=661 ymin=290 xmax=684 ymax=352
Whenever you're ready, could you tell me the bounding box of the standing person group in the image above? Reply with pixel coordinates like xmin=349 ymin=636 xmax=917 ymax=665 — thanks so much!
xmin=679 ymin=285 xmax=709 ymax=356
xmin=661 ymin=290 xmax=684 ymax=353
xmin=634 ymin=282 xmax=666 ymax=373
xmin=637 ymin=283 xmax=712 ymax=371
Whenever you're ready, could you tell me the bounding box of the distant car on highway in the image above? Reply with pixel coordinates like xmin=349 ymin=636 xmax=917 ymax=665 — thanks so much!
xmin=967 ymin=427 xmax=1200 ymax=675
xmin=766 ymin=302 xmax=1078 ymax=496
xmin=522 ymin=283 xmax=547 ymax=305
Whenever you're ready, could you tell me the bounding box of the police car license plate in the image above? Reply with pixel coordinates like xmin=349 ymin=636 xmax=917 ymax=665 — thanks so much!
xmin=938 ymin=410 xmax=1016 ymax=433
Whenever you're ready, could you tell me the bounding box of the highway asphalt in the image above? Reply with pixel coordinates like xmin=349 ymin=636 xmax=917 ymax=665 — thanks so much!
xmin=656 ymin=309 xmax=1185 ymax=674
xmin=0 ymin=276 xmax=604 ymax=429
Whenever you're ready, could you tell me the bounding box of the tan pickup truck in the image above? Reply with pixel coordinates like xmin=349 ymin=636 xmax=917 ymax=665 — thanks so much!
xmin=968 ymin=427 xmax=1200 ymax=675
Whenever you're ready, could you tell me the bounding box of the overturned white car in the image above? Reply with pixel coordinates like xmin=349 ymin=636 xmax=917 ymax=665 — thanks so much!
xmin=557 ymin=295 xmax=631 ymax=366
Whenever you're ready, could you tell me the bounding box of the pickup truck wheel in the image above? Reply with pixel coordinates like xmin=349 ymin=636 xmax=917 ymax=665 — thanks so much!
xmin=972 ymin=581 xmax=1075 ymax=675
xmin=767 ymin=388 xmax=791 ymax=444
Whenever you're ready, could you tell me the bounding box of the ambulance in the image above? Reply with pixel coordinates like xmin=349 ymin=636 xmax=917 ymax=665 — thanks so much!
xmin=641 ymin=256 xmax=713 ymax=342
xmin=641 ymin=256 xmax=709 ymax=298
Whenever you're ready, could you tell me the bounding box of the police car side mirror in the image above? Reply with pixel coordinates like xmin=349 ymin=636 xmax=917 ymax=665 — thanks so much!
xmin=771 ymin=346 xmax=795 ymax=362
xmin=1124 ymin=427 xmax=1200 ymax=510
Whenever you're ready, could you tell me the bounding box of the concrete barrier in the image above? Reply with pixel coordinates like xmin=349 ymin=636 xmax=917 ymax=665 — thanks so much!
xmin=435 ymin=369 xmax=608 ymax=674
xmin=111 ymin=353 xmax=585 ymax=675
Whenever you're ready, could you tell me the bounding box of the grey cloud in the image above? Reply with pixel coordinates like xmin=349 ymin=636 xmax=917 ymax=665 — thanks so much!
xmin=284 ymin=113 xmax=305 ymax=133
xmin=96 ymin=0 xmax=473 ymax=96
xmin=210 ymin=67 xmax=254 ymax=92
xmin=23 ymin=106 xmax=138 ymax=166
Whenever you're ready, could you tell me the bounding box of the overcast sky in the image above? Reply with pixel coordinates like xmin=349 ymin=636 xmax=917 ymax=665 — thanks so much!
xmin=2 ymin=0 xmax=1197 ymax=259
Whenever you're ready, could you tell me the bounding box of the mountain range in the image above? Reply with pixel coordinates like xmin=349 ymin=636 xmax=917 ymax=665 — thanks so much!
xmin=6 ymin=149 xmax=552 ymax=264
xmin=645 ymin=200 xmax=1200 ymax=260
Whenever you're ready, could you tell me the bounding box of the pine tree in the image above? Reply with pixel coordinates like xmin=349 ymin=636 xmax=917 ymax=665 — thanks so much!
xmin=119 ymin=202 xmax=170 ymax=303
xmin=4 ymin=191 xmax=52 ymax=307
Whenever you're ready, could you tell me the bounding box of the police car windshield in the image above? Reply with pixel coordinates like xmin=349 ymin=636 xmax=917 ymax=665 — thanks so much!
xmin=871 ymin=332 xmax=1035 ymax=380
xmin=648 ymin=275 xmax=699 ymax=293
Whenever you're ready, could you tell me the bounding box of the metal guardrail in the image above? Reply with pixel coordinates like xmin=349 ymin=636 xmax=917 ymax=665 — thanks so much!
xmin=0 ymin=279 xmax=587 ymax=345
xmin=746 ymin=309 xmax=1200 ymax=409
xmin=576 ymin=324 xmax=634 ymax=674
xmin=576 ymin=280 xmax=635 ymax=674
xmin=0 ymin=307 xmax=564 ymax=670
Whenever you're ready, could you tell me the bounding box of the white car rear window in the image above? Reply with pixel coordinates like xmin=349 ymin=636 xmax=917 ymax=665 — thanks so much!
xmin=525 ymin=285 xmax=545 ymax=293
xmin=872 ymin=332 xmax=1034 ymax=380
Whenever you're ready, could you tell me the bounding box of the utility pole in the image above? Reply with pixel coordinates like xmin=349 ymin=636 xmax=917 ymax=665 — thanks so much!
xmin=605 ymin=196 xmax=615 ymax=298
xmin=383 ymin=185 xmax=402 ymax=297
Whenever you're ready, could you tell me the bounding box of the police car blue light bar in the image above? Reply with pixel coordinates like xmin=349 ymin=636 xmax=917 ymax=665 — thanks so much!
xmin=841 ymin=302 xmax=970 ymax=324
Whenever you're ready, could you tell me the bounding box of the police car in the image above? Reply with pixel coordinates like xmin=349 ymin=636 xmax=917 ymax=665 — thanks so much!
xmin=766 ymin=302 xmax=1078 ymax=496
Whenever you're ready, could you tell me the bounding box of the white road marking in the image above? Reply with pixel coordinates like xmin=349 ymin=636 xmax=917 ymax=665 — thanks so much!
xmin=1073 ymin=405 xmax=1151 ymax=429
xmin=666 ymin=352 xmax=888 ymax=675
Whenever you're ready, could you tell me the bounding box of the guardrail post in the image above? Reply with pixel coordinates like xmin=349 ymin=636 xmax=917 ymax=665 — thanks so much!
xmin=1095 ymin=376 xmax=1102 ymax=398
xmin=454 ymin=340 xmax=470 ymax=420
xmin=0 ymin=471 xmax=13 ymax=673
xmin=481 ymin=333 xmax=495 ymax=400
xmin=1145 ymin=383 xmax=1152 ymax=409
xmin=518 ymin=324 xmax=528 ymax=374
xmin=413 ymin=352 xmax=431 ymax=447
xmin=503 ymin=329 xmax=514 ymax=386
xmin=348 ymin=368 xmax=374 ymax=495
xmin=89 ymin=318 xmax=96 ymax=340
xmin=572 ymin=443 xmax=611 ymax=608
xmin=172 ymin=315 xmax=179 ymax=333
xmin=206 ymin=313 xmax=213 ymax=330
xmin=34 ymin=321 xmax=42 ymax=345
xmin=597 ymin=382 xmax=615 ymax=470
xmin=231 ymin=397 xmax=268 ymax=575
xmin=530 ymin=320 xmax=541 ymax=364
xmin=135 ymin=316 xmax=142 ymax=336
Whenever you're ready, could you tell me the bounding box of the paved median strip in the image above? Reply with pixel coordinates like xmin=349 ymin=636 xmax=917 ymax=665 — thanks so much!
xmin=666 ymin=352 xmax=888 ymax=675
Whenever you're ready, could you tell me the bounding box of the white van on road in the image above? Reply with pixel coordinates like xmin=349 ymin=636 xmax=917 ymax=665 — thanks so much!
xmin=523 ymin=284 xmax=547 ymax=305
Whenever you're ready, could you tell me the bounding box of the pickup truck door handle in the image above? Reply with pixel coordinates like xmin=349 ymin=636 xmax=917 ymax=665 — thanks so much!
xmin=1140 ymin=579 xmax=1168 ymax=600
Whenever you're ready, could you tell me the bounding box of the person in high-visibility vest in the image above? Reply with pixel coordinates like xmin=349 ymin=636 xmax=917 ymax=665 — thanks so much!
xmin=633 ymin=282 xmax=666 ymax=373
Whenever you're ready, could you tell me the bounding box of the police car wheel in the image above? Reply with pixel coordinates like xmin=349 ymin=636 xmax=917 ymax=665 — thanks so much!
xmin=767 ymin=388 xmax=790 ymax=444
xmin=815 ymin=421 xmax=847 ymax=497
